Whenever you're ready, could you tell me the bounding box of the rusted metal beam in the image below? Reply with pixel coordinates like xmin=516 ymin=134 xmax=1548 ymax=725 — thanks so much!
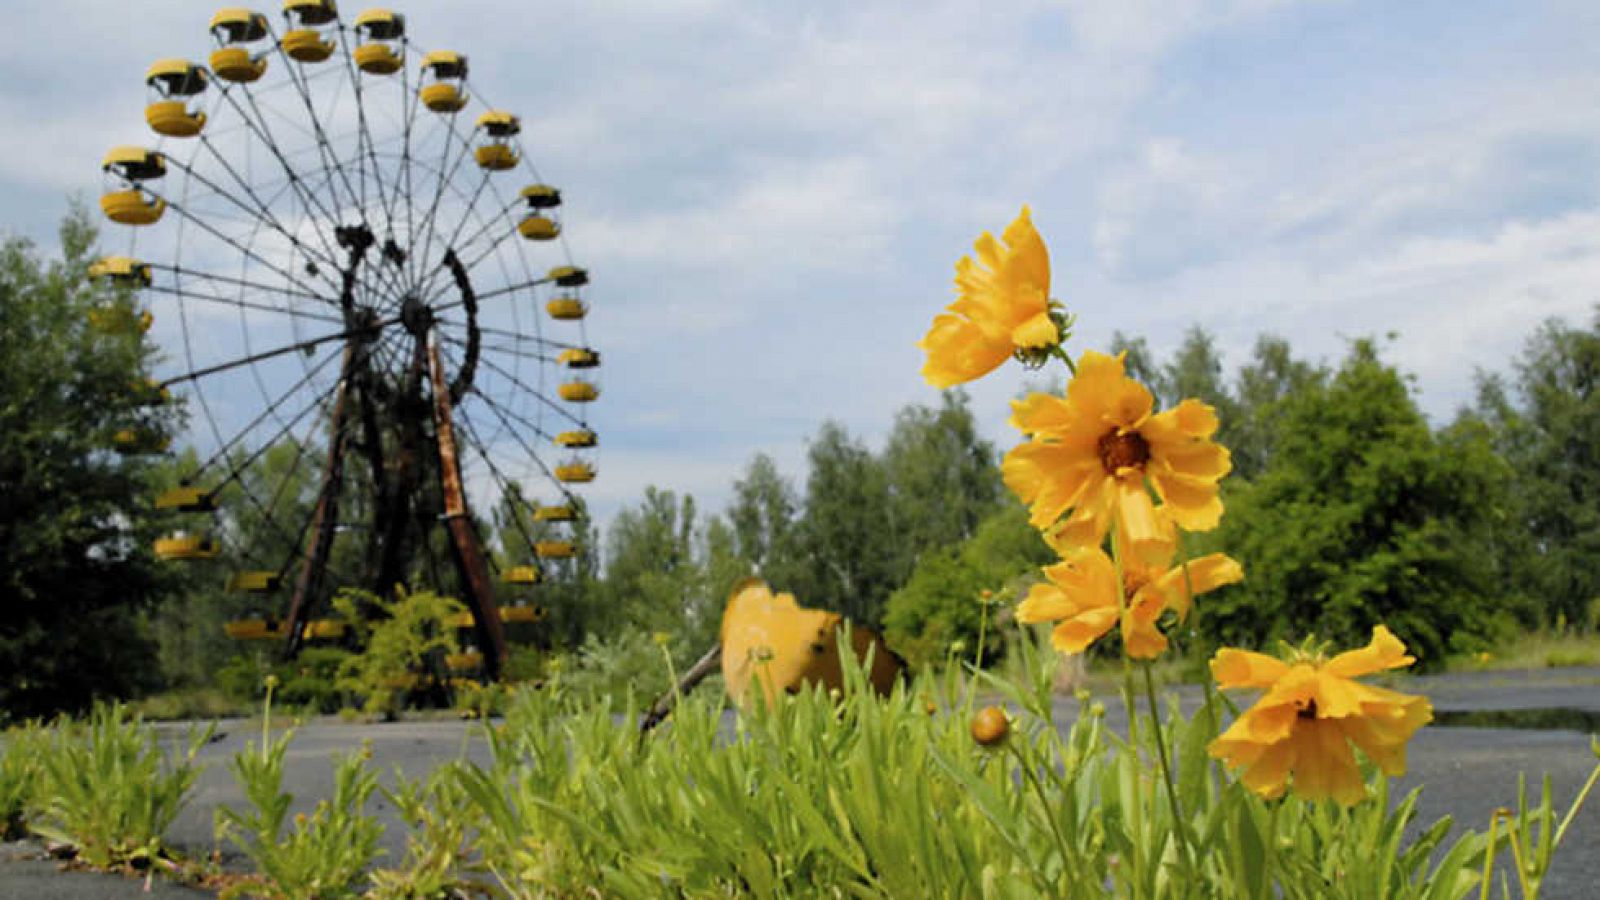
xmin=426 ymin=332 xmax=506 ymax=680
xmin=284 ymin=346 xmax=354 ymax=658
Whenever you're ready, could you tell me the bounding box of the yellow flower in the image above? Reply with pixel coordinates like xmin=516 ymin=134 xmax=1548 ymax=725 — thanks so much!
xmin=1016 ymin=538 xmax=1242 ymax=659
xmin=1002 ymin=350 xmax=1230 ymax=559
xmin=919 ymin=206 xmax=1059 ymax=388
xmin=1208 ymin=625 xmax=1433 ymax=806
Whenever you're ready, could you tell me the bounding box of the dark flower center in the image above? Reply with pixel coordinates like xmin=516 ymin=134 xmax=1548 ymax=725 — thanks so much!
xmin=1097 ymin=430 xmax=1150 ymax=474
xmin=1297 ymin=698 xmax=1319 ymax=720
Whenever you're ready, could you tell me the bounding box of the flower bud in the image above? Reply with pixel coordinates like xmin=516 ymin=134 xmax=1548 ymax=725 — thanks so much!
xmin=970 ymin=705 xmax=1010 ymax=747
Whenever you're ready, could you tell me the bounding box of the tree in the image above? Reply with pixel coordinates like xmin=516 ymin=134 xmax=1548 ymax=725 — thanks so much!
xmin=604 ymin=487 xmax=702 ymax=634
xmin=881 ymin=391 xmax=1004 ymax=573
xmin=882 ymin=503 xmax=1055 ymax=669
xmin=1229 ymin=334 xmax=1322 ymax=481
xmin=1207 ymin=340 xmax=1508 ymax=666
xmin=727 ymin=452 xmax=803 ymax=586
xmin=793 ymin=421 xmax=898 ymax=624
xmin=1475 ymin=310 xmax=1600 ymax=625
xmin=0 ymin=207 xmax=182 ymax=718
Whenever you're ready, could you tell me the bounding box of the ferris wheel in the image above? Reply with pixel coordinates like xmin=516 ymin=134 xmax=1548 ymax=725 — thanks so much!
xmin=91 ymin=2 xmax=602 ymax=680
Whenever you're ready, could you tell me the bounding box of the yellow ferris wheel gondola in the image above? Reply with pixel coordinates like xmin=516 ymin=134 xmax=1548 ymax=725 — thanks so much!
xmin=145 ymin=59 xmax=208 ymax=137
xmin=534 ymin=540 xmax=577 ymax=559
xmin=88 ymin=256 xmax=153 ymax=287
xmin=475 ymin=111 xmax=520 ymax=171
xmin=419 ymin=50 xmax=468 ymax=113
xmin=558 ymin=380 xmax=599 ymax=403
xmin=502 ymin=565 xmax=541 ymax=585
xmin=100 ymin=147 xmax=166 ymax=226
xmin=532 ymin=504 xmax=577 ymax=522
xmin=555 ymin=460 xmax=596 ymax=483
xmin=554 ymin=429 xmax=597 ymax=449
xmin=557 ymin=347 xmax=600 ymax=369
xmin=209 ymin=8 xmax=270 ymax=83
xmin=547 ymin=265 xmax=587 ymax=287
xmin=353 ymin=8 xmax=405 ymax=74
xmin=226 ymin=571 xmax=283 ymax=593
xmin=155 ymin=485 xmax=216 ymax=512
xmin=516 ymin=182 xmax=562 ymax=240
xmin=546 ymin=295 xmax=586 ymax=320
xmin=154 ymin=532 xmax=220 ymax=561
xmin=282 ymin=0 xmax=338 ymax=63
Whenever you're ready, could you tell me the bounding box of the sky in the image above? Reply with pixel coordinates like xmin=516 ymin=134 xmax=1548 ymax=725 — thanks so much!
xmin=4 ymin=0 xmax=1599 ymax=538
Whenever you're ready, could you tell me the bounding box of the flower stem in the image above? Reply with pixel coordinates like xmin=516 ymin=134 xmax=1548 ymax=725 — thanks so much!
xmin=1006 ymin=737 xmax=1080 ymax=894
xmin=1143 ymin=660 xmax=1196 ymax=876
xmin=1048 ymin=343 xmax=1078 ymax=376
xmin=1109 ymin=527 xmax=1147 ymax=899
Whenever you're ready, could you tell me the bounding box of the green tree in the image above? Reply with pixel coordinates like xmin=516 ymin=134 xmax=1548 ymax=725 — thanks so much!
xmin=0 ymin=208 xmax=181 ymax=718
xmin=881 ymin=391 xmax=1004 ymax=571
xmin=604 ymin=487 xmax=702 ymax=634
xmin=793 ymin=422 xmax=898 ymax=624
xmin=1475 ymin=310 xmax=1600 ymax=625
xmin=1207 ymin=339 xmax=1507 ymax=666
xmin=727 ymin=452 xmax=803 ymax=587
xmin=882 ymin=504 xmax=1054 ymax=669
xmin=1229 ymin=334 xmax=1322 ymax=481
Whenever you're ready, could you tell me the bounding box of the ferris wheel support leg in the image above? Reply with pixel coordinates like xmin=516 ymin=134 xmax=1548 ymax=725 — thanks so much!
xmin=427 ymin=334 xmax=508 ymax=681
xmin=284 ymin=347 xmax=356 ymax=659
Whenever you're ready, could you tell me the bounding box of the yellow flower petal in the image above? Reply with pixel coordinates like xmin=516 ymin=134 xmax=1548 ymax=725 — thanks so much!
xmin=919 ymin=207 xmax=1055 ymax=387
xmin=1148 ymin=470 xmax=1224 ymax=531
xmin=1210 ymin=629 xmax=1429 ymax=806
xmin=1324 ymin=625 xmax=1415 ymax=679
xmin=1052 ymin=607 xmax=1118 ymax=654
xmin=1211 ymin=648 xmax=1290 ymax=690
xmin=1002 ymin=443 xmax=1103 ymax=528
xmin=1144 ymin=553 xmax=1243 ymax=619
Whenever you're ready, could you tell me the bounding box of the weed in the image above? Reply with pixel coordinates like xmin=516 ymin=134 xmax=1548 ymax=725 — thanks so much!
xmin=29 ymin=702 xmax=211 ymax=871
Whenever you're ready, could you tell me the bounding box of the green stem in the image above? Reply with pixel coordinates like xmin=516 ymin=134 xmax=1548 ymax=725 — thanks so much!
xmin=967 ymin=597 xmax=991 ymax=720
xmin=1006 ymin=738 xmax=1079 ymax=894
xmin=1109 ymin=527 xmax=1147 ymax=899
xmin=1048 ymin=344 xmax=1078 ymax=376
xmin=1143 ymin=661 xmax=1195 ymax=876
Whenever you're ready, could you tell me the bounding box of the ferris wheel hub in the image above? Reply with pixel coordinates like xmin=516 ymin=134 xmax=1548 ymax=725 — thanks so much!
xmin=400 ymin=294 xmax=435 ymax=337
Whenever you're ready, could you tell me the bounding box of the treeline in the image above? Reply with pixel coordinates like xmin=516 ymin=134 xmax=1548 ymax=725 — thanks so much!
xmin=572 ymin=313 xmax=1600 ymax=672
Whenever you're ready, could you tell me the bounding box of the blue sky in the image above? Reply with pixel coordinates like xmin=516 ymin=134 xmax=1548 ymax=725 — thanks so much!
xmin=4 ymin=1 xmax=1598 ymax=537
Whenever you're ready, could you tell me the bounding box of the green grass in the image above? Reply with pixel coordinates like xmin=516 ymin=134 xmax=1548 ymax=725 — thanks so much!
xmin=1449 ymin=632 xmax=1600 ymax=672
xmin=133 ymin=688 xmax=250 ymax=721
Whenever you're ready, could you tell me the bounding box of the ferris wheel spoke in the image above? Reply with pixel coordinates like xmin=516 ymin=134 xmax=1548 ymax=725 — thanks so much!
xmin=268 ymin=42 xmax=366 ymax=223
xmin=443 ymin=332 xmax=557 ymax=363
xmin=215 ymin=83 xmax=356 ymax=270
xmin=453 ymin=408 xmax=562 ymax=565
xmin=152 ymin=263 xmax=336 ymax=305
xmin=437 ymin=317 xmax=574 ymax=350
xmin=168 ymin=152 xmax=344 ymax=274
xmin=332 ymin=28 xmax=375 ymax=215
xmin=399 ymin=61 xmax=424 ymax=287
xmin=139 ymin=183 xmax=344 ymax=300
xmin=144 ymin=281 xmax=345 ymax=325
xmin=459 ymin=382 xmax=577 ymax=489
xmin=192 ymin=129 xmax=345 ymax=271
xmin=158 ymin=316 xmax=394 ymax=389
xmin=427 ymin=170 xmax=494 ymax=279
xmin=407 ymin=116 xmax=480 ymax=295
xmin=188 ymin=344 xmax=347 ymax=480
